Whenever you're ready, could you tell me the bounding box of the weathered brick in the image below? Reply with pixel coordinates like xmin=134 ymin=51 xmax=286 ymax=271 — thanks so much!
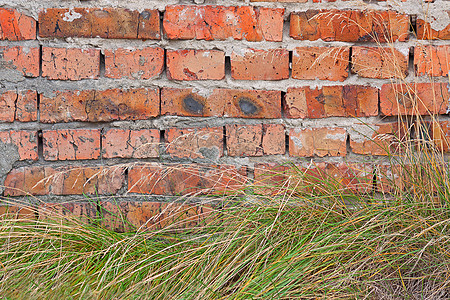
xmin=231 ymin=49 xmax=289 ymax=80
xmin=429 ymin=121 xmax=450 ymax=152
xmin=380 ymin=83 xmax=449 ymax=116
xmin=39 ymin=8 xmax=160 ymax=39
xmin=0 ymin=130 xmax=38 ymax=160
xmin=0 ymin=8 xmax=36 ymax=40
xmin=163 ymin=5 xmax=284 ymax=42
xmin=104 ymin=47 xmax=164 ymax=79
xmin=42 ymin=47 xmax=100 ymax=80
xmin=352 ymin=47 xmax=408 ymax=79
xmin=0 ymin=91 xmax=15 ymax=122
xmin=128 ymin=164 xmax=247 ymax=195
xmin=161 ymin=88 xmax=281 ymax=118
xmin=252 ymin=0 xmax=307 ymax=2
xmin=165 ymin=127 xmax=223 ymax=160
xmin=292 ymin=47 xmax=350 ymax=81
xmin=4 ymin=166 xmax=125 ymax=196
xmin=226 ymin=124 xmax=285 ymax=157
xmin=39 ymin=202 xmax=97 ymax=224
xmin=376 ymin=163 xmax=407 ymax=193
xmin=284 ymin=86 xmax=378 ymax=119
xmin=414 ymin=45 xmax=450 ymax=77
xmin=166 ymin=49 xmax=225 ymax=80
xmin=290 ymin=10 xmax=409 ymax=42
xmin=102 ymin=129 xmax=159 ymax=159
xmin=289 ymin=127 xmax=347 ymax=157
xmin=99 ymin=201 xmax=212 ymax=232
xmin=40 ymin=88 xmax=159 ymax=123
xmin=350 ymin=122 xmax=404 ymax=155
xmin=43 ymin=129 xmax=101 ymax=161
xmin=324 ymin=163 xmax=374 ymax=193
xmin=0 ymin=205 xmax=36 ymax=220
xmin=253 ymin=163 xmax=290 ymax=195
xmin=15 ymin=90 xmax=37 ymax=122
xmin=416 ymin=14 xmax=450 ymax=40
xmin=0 ymin=46 xmax=39 ymax=77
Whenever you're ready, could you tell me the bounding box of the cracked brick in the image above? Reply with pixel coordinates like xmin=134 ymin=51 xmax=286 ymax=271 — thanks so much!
xmin=0 ymin=8 xmax=36 ymax=40
xmin=43 ymin=129 xmax=101 ymax=161
xmin=352 ymin=47 xmax=408 ymax=79
xmin=0 ymin=130 xmax=38 ymax=160
xmin=0 ymin=46 xmax=39 ymax=77
xmin=102 ymin=129 xmax=159 ymax=158
xmin=414 ymin=45 xmax=450 ymax=77
xmin=165 ymin=127 xmax=223 ymax=159
xmin=289 ymin=127 xmax=347 ymax=157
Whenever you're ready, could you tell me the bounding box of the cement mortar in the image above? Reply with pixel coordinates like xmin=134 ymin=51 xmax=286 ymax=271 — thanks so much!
xmin=0 ymin=141 xmax=20 ymax=194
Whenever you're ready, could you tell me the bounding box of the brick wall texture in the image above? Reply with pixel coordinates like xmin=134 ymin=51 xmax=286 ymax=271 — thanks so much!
xmin=0 ymin=1 xmax=449 ymax=230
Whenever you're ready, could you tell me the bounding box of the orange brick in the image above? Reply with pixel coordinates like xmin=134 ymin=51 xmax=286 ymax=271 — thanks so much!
xmin=166 ymin=49 xmax=225 ymax=80
xmin=104 ymin=47 xmax=164 ymax=79
xmin=39 ymin=8 xmax=160 ymax=39
xmin=0 ymin=91 xmax=16 ymax=122
xmin=0 ymin=8 xmax=36 ymax=40
xmin=0 ymin=130 xmax=38 ymax=160
xmin=416 ymin=15 xmax=450 ymax=40
xmin=128 ymin=164 xmax=247 ymax=195
xmin=231 ymin=49 xmax=289 ymax=80
xmin=4 ymin=166 xmax=124 ymax=196
xmin=226 ymin=124 xmax=285 ymax=156
xmin=99 ymin=201 xmax=212 ymax=232
xmin=284 ymin=86 xmax=378 ymax=119
xmin=42 ymin=47 xmax=100 ymax=80
xmin=165 ymin=127 xmax=223 ymax=159
xmin=0 ymin=46 xmax=39 ymax=77
xmin=414 ymin=45 xmax=450 ymax=77
xmin=290 ymin=10 xmax=409 ymax=42
xmin=163 ymin=5 xmax=284 ymax=42
xmin=380 ymin=83 xmax=449 ymax=116
xmin=352 ymin=47 xmax=408 ymax=79
xmin=43 ymin=129 xmax=101 ymax=161
xmin=430 ymin=121 xmax=450 ymax=152
xmin=289 ymin=127 xmax=347 ymax=157
xmin=102 ymin=129 xmax=159 ymax=158
xmin=161 ymin=88 xmax=281 ymax=118
xmin=253 ymin=163 xmax=290 ymax=195
xmin=350 ymin=122 xmax=404 ymax=155
xmin=40 ymin=88 xmax=159 ymax=123
xmin=292 ymin=47 xmax=349 ymax=81
xmin=0 ymin=205 xmax=36 ymax=220
xmin=39 ymin=202 xmax=97 ymax=224
xmin=324 ymin=163 xmax=374 ymax=193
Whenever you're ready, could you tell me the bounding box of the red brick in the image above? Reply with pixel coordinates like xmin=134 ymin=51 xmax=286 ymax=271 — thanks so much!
xmin=292 ymin=47 xmax=349 ymax=81
xmin=104 ymin=47 xmax=164 ymax=79
xmin=165 ymin=127 xmax=223 ymax=159
xmin=0 ymin=91 xmax=16 ymax=122
xmin=376 ymin=163 xmax=408 ymax=193
xmin=0 ymin=205 xmax=36 ymax=220
xmin=128 ymin=163 xmax=247 ymax=195
xmin=290 ymin=10 xmax=409 ymax=42
xmin=40 ymin=88 xmax=159 ymax=123
xmin=350 ymin=122 xmax=405 ymax=155
xmin=39 ymin=8 xmax=160 ymax=39
xmin=414 ymin=45 xmax=450 ymax=77
xmin=163 ymin=5 xmax=284 ymax=42
xmin=42 ymin=47 xmax=100 ymax=80
xmin=417 ymin=14 xmax=450 ymax=40
xmin=39 ymin=202 xmax=97 ymax=224
xmin=0 ymin=130 xmax=38 ymax=160
xmin=4 ymin=165 xmax=125 ymax=196
xmin=0 ymin=8 xmax=36 ymax=40
xmin=226 ymin=124 xmax=285 ymax=156
xmin=253 ymin=163 xmax=290 ymax=195
xmin=0 ymin=90 xmax=38 ymax=122
xmin=324 ymin=162 xmax=373 ymax=193
xmin=430 ymin=121 xmax=450 ymax=152
xmin=380 ymin=83 xmax=449 ymax=116
xmin=352 ymin=46 xmax=408 ymax=79
xmin=231 ymin=49 xmax=289 ymax=80
xmin=0 ymin=46 xmax=39 ymax=77
xmin=167 ymin=49 xmax=224 ymax=80
xmin=284 ymin=86 xmax=378 ymax=119
xmin=99 ymin=201 xmax=212 ymax=232
xmin=43 ymin=129 xmax=101 ymax=161
xmin=252 ymin=0 xmax=307 ymax=2
xmin=289 ymin=127 xmax=347 ymax=157
xmin=161 ymin=88 xmax=281 ymax=118
xmin=102 ymin=129 xmax=159 ymax=158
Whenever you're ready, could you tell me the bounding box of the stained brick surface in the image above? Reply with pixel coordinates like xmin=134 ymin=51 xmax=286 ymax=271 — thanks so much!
xmin=0 ymin=8 xmax=36 ymax=40
xmin=0 ymin=46 xmax=39 ymax=77
xmin=289 ymin=127 xmax=347 ymax=157
xmin=166 ymin=49 xmax=225 ymax=80
xmin=102 ymin=129 xmax=159 ymax=159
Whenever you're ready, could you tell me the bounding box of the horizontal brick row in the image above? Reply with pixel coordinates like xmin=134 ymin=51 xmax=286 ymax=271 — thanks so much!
xmin=0 ymin=201 xmax=212 ymax=232
xmin=1 ymin=84 xmax=448 ymax=125
xmin=3 ymin=118 xmax=450 ymax=163
xmin=2 ymin=45 xmax=448 ymax=81
xmin=2 ymin=159 xmax=421 ymax=197
xmin=2 ymin=7 xmax=448 ymax=42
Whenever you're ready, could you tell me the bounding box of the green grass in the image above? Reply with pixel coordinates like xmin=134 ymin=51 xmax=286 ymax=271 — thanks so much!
xmin=0 ymin=157 xmax=449 ymax=300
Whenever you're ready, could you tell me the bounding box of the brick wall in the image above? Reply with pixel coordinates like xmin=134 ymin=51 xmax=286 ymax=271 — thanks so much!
xmin=0 ymin=0 xmax=449 ymax=230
